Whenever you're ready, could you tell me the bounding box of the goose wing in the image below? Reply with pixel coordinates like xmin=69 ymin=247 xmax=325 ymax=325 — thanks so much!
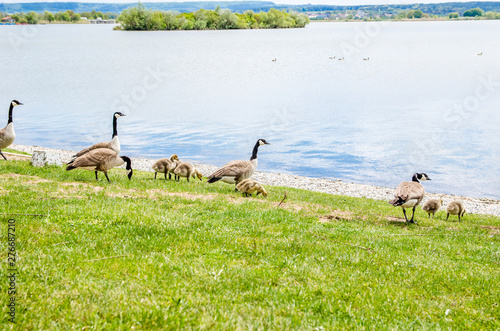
xmin=73 ymin=141 xmax=112 ymax=158
xmin=390 ymin=182 xmax=424 ymax=206
xmin=209 ymin=160 xmax=252 ymax=179
xmin=68 ymin=148 xmax=117 ymax=169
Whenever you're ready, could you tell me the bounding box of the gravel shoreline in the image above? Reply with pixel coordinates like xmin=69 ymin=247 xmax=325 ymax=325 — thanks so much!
xmin=10 ymin=144 xmax=500 ymax=217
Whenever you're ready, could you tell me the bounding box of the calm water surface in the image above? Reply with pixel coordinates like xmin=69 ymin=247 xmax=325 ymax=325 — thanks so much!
xmin=1 ymin=21 xmax=499 ymax=198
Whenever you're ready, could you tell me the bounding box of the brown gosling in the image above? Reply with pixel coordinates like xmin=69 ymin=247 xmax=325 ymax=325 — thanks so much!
xmin=389 ymin=173 xmax=431 ymax=223
xmin=173 ymin=162 xmax=203 ymax=182
xmin=152 ymin=154 xmax=179 ymax=180
xmin=422 ymin=198 xmax=443 ymax=218
xmin=236 ymin=179 xmax=268 ymax=197
xmin=66 ymin=148 xmax=132 ymax=182
xmin=446 ymin=201 xmax=466 ymax=221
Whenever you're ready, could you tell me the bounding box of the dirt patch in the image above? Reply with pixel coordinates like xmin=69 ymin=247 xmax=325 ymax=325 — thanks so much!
xmin=319 ymin=210 xmax=355 ymax=223
xmin=480 ymin=226 xmax=500 ymax=235
xmin=386 ymin=216 xmax=407 ymax=223
xmin=0 ymin=173 xmax=51 ymax=184
xmin=1 ymin=154 xmax=31 ymax=161
xmin=147 ymin=189 xmax=217 ymax=201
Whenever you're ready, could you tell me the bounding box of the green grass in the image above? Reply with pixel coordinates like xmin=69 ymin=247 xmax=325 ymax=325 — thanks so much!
xmin=2 ymin=148 xmax=31 ymax=156
xmin=1 ymin=160 xmax=499 ymax=329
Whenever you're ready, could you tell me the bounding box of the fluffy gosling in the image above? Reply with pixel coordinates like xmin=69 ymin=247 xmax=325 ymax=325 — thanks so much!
xmin=152 ymin=154 xmax=179 ymax=180
xmin=173 ymin=162 xmax=202 ymax=182
xmin=236 ymin=179 xmax=268 ymax=197
xmin=422 ymin=199 xmax=442 ymax=218
xmin=446 ymin=201 xmax=466 ymax=221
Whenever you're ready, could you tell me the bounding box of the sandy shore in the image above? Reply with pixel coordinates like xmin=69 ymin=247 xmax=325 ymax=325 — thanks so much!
xmin=10 ymin=144 xmax=500 ymax=217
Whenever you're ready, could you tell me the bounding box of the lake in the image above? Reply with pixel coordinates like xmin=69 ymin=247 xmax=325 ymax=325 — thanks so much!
xmin=1 ymin=21 xmax=499 ymax=199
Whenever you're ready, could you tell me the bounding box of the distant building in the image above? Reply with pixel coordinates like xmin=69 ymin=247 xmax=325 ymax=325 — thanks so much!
xmin=89 ymin=17 xmax=115 ymax=24
xmin=1 ymin=16 xmax=15 ymax=25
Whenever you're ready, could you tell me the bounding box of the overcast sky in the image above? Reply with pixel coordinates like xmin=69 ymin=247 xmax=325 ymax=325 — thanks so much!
xmin=0 ymin=0 xmax=488 ymax=6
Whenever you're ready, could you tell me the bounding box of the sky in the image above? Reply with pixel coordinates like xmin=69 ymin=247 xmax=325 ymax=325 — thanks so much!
xmin=0 ymin=0 xmax=488 ymax=6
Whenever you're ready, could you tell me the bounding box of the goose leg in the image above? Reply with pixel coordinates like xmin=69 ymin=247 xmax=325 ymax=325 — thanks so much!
xmin=104 ymin=172 xmax=111 ymax=183
xmin=168 ymin=173 xmax=171 ymax=180
xmin=402 ymin=208 xmax=409 ymax=222
xmin=154 ymin=172 xmax=157 ymax=179
xmin=0 ymin=150 xmax=7 ymax=160
xmin=409 ymin=206 xmax=417 ymax=223
xmin=446 ymin=213 xmax=450 ymax=221
xmin=95 ymin=171 xmax=99 ymax=181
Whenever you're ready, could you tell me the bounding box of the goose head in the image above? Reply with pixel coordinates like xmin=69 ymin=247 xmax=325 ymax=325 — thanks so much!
xmin=412 ymin=173 xmax=431 ymax=182
xmin=114 ymin=112 xmax=126 ymax=119
xmin=170 ymin=154 xmax=179 ymax=161
xmin=195 ymin=169 xmax=203 ymax=181
xmin=11 ymin=100 xmax=23 ymax=107
xmin=121 ymin=156 xmax=133 ymax=180
xmin=258 ymin=139 xmax=270 ymax=146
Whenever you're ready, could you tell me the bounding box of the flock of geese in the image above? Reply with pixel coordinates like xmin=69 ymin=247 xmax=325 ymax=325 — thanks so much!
xmin=1 ymin=100 xmax=465 ymax=222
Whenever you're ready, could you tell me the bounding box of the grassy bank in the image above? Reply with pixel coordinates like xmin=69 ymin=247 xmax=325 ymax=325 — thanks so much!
xmin=1 ymin=159 xmax=499 ymax=329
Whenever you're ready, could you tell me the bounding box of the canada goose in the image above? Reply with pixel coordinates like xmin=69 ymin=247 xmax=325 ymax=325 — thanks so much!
xmin=446 ymin=201 xmax=465 ymax=221
xmin=389 ymin=173 xmax=431 ymax=223
xmin=0 ymin=100 xmax=23 ymax=160
xmin=272 ymin=58 xmax=277 ymax=62
xmin=422 ymin=198 xmax=442 ymax=218
xmin=329 ymin=56 xmax=336 ymax=59
xmin=73 ymin=112 xmax=125 ymax=158
xmin=236 ymin=179 xmax=268 ymax=197
xmin=338 ymin=57 xmax=344 ymax=60
xmin=152 ymin=154 xmax=179 ymax=180
xmin=207 ymin=139 xmax=270 ymax=187
xmin=363 ymin=57 xmax=370 ymax=61
xmin=66 ymin=148 xmax=132 ymax=182
xmin=173 ymin=162 xmax=203 ymax=182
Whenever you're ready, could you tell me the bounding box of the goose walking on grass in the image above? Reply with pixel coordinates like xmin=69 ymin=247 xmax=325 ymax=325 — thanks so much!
xmin=66 ymin=148 xmax=132 ymax=182
xmin=446 ymin=201 xmax=466 ymax=221
xmin=207 ymin=139 xmax=270 ymax=188
xmin=389 ymin=173 xmax=431 ymax=223
xmin=152 ymin=154 xmax=179 ymax=180
xmin=71 ymin=111 xmax=125 ymax=179
xmin=0 ymin=100 xmax=23 ymax=160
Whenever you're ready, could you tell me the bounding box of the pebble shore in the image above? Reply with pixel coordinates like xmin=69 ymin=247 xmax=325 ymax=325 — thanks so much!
xmin=10 ymin=144 xmax=500 ymax=217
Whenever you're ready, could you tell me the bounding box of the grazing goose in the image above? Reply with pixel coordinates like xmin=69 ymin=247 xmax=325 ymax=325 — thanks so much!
xmin=73 ymin=111 xmax=125 ymax=158
xmin=446 ymin=201 xmax=465 ymax=221
xmin=0 ymin=100 xmax=23 ymax=160
xmin=66 ymin=148 xmax=132 ymax=182
xmin=152 ymin=154 xmax=179 ymax=180
xmin=389 ymin=173 xmax=431 ymax=223
xmin=236 ymin=179 xmax=268 ymax=197
xmin=422 ymin=198 xmax=442 ymax=218
xmin=207 ymin=139 xmax=270 ymax=187
xmin=173 ymin=162 xmax=202 ymax=182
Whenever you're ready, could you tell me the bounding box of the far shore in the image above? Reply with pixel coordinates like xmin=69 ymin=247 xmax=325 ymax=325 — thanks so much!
xmin=8 ymin=143 xmax=500 ymax=217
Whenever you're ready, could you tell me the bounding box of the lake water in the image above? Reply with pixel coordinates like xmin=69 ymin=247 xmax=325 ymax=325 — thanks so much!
xmin=1 ymin=21 xmax=499 ymax=199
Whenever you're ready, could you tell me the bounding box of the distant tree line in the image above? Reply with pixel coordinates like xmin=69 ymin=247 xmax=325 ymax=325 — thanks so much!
xmin=0 ymin=9 xmax=116 ymax=24
xmin=116 ymin=4 xmax=309 ymax=30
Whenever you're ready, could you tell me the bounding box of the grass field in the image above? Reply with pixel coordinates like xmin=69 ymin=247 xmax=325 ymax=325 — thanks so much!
xmin=1 ymin=158 xmax=499 ymax=329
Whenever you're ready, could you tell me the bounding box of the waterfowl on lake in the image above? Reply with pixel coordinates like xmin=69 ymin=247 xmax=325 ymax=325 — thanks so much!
xmin=66 ymin=148 xmax=132 ymax=182
xmin=477 ymin=52 xmax=483 ymax=56
xmin=152 ymin=154 xmax=179 ymax=180
xmin=338 ymin=57 xmax=344 ymax=60
xmin=0 ymin=100 xmax=23 ymax=160
xmin=422 ymin=198 xmax=442 ymax=218
xmin=173 ymin=162 xmax=202 ymax=182
xmin=207 ymin=139 xmax=270 ymax=187
xmin=329 ymin=56 xmax=336 ymax=59
xmin=272 ymin=58 xmax=277 ymax=62
xmin=236 ymin=179 xmax=268 ymax=197
xmin=446 ymin=201 xmax=466 ymax=221
xmin=363 ymin=57 xmax=370 ymax=61
xmin=389 ymin=173 xmax=431 ymax=223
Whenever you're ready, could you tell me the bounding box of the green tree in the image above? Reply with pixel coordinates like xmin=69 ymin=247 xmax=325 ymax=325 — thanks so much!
xmin=44 ymin=11 xmax=55 ymax=22
xmin=484 ymin=11 xmax=496 ymax=19
xmin=413 ymin=10 xmax=423 ymax=18
xmin=448 ymin=12 xmax=459 ymax=19
xmin=463 ymin=8 xmax=483 ymax=17
xmin=406 ymin=10 xmax=415 ymax=18
xmin=25 ymin=11 xmax=39 ymax=24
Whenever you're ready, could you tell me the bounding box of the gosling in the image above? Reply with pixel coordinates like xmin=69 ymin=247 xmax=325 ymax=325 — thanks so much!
xmin=173 ymin=162 xmax=203 ymax=182
xmin=236 ymin=179 xmax=268 ymax=197
xmin=422 ymin=199 xmax=442 ymax=218
xmin=446 ymin=201 xmax=466 ymax=221
xmin=152 ymin=154 xmax=179 ymax=180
